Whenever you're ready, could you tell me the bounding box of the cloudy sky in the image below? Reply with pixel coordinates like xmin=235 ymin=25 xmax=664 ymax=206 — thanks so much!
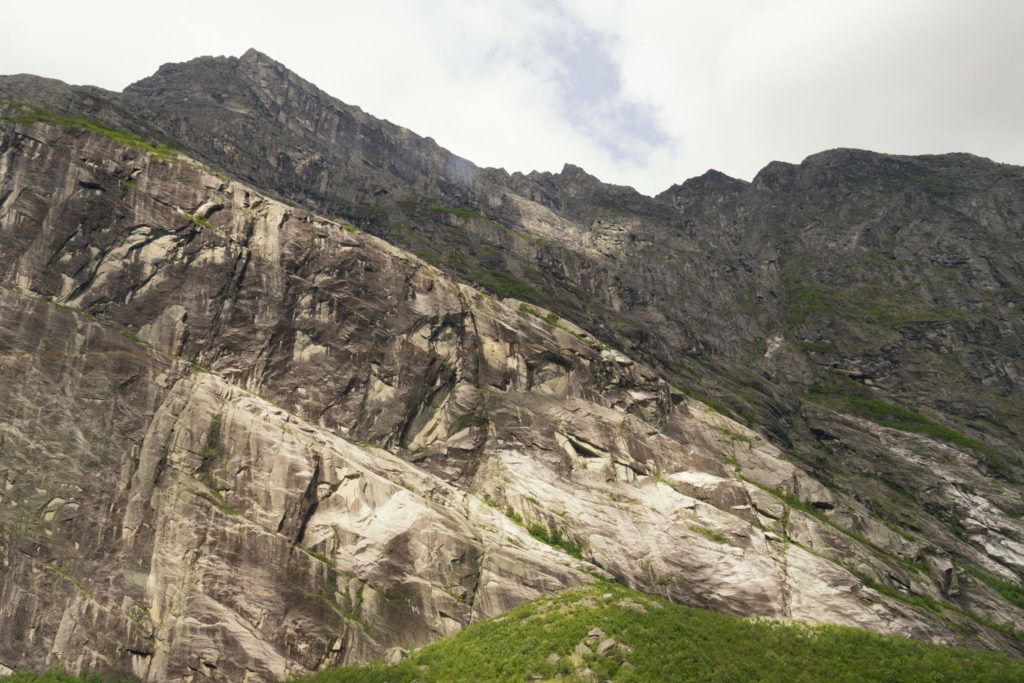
xmin=4 ymin=1 xmax=1023 ymax=195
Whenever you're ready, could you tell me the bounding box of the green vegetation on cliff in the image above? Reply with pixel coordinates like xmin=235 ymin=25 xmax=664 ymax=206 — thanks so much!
xmin=296 ymin=582 xmax=1024 ymax=683
xmin=1 ymin=103 xmax=178 ymax=159
xmin=806 ymin=371 xmax=1020 ymax=476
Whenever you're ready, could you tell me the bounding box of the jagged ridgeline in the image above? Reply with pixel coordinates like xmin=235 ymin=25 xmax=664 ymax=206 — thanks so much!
xmin=0 ymin=49 xmax=1022 ymax=682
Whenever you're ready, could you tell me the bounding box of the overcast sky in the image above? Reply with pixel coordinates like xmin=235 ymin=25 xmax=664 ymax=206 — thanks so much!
xmin=4 ymin=0 xmax=1023 ymax=195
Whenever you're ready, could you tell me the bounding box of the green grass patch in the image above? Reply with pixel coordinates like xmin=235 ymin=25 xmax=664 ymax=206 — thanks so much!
xmin=119 ymin=330 xmax=149 ymax=346
xmin=472 ymin=267 xmax=538 ymax=300
xmin=688 ymin=524 xmax=728 ymax=544
xmin=178 ymin=210 xmax=212 ymax=229
xmin=2 ymin=103 xmax=177 ymax=159
xmin=673 ymin=384 xmax=739 ymax=421
xmin=431 ymin=205 xmax=483 ymax=220
xmin=800 ymin=339 xmax=840 ymax=353
xmin=781 ymin=270 xmax=974 ymax=333
xmin=967 ymin=569 xmax=1024 ymax=610
xmin=423 ymin=240 xmax=541 ymax=302
xmin=806 ymin=372 xmax=1014 ymax=475
xmin=527 ymin=522 xmax=584 ymax=559
xmin=295 ymin=581 xmax=1024 ymax=682
xmin=502 ymin=503 xmax=584 ymax=559
xmin=511 ymin=229 xmax=553 ymax=246
xmin=505 ymin=506 xmax=524 ymax=525
xmin=784 ymin=282 xmax=839 ymax=326
xmin=847 ymin=568 xmax=944 ymax=615
xmin=397 ymin=198 xmax=500 ymax=227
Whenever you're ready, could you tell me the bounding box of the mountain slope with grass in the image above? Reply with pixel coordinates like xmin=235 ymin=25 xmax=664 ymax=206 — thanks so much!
xmin=0 ymin=50 xmax=1022 ymax=682
xmin=301 ymin=582 xmax=1024 ymax=682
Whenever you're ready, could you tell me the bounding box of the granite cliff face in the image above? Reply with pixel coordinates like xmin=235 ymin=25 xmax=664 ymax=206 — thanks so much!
xmin=0 ymin=50 xmax=1022 ymax=680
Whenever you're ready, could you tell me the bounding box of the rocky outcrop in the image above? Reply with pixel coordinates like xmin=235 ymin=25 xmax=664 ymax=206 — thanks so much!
xmin=3 ymin=51 xmax=1021 ymax=474
xmin=0 ymin=115 xmax=1022 ymax=681
xmin=0 ymin=286 xmax=590 ymax=680
xmin=1 ymin=51 xmax=1023 ymax=679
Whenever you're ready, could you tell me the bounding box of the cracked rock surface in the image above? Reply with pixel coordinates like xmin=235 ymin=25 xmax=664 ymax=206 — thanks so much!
xmin=0 ymin=53 xmax=1022 ymax=681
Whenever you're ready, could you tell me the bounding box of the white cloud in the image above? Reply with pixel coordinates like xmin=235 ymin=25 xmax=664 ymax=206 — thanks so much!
xmin=3 ymin=1 xmax=1023 ymax=195
xmin=569 ymin=0 xmax=1024 ymax=189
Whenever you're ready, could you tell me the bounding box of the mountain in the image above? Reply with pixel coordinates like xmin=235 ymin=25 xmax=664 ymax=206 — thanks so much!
xmin=0 ymin=50 xmax=1022 ymax=681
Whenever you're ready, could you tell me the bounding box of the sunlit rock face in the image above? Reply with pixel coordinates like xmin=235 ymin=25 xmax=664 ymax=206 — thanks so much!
xmin=0 ymin=51 xmax=1022 ymax=681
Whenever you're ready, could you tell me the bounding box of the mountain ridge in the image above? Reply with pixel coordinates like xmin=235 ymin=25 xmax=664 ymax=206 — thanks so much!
xmin=13 ymin=48 xmax=993 ymax=199
xmin=3 ymin=51 xmax=1021 ymax=454
xmin=0 ymin=50 xmax=1022 ymax=680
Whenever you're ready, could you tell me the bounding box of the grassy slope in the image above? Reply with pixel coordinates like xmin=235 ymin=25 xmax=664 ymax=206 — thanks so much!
xmin=298 ymin=582 xmax=1024 ymax=683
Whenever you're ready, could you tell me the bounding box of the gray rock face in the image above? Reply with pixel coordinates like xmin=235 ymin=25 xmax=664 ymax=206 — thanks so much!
xmin=6 ymin=52 xmax=1020 ymax=464
xmin=0 ymin=51 xmax=1023 ymax=679
xmin=595 ymin=638 xmax=617 ymax=656
xmin=0 ymin=284 xmax=588 ymax=680
xmin=3 ymin=52 xmax=1022 ymax=467
xmin=0 ymin=123 xmax=595 ymax=680
xmin=573 ymin=643 xmax=592 ymax=658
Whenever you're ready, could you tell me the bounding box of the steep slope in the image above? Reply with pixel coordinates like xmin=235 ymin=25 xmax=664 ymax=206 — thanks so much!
xmin=90 ymin=52 xmax=1024 ymax=588
xmin=0 ymin=52 xmax=1023 ymax=679
xmin=0 ymin=111 xmax=1019 ymax=682
xmin=124 ymin=51 xmax=1024 ymax=452
xmin=3 ymin=52 xmax=1022 ymax=463
xmin=303 ymin=582 xmax=1024 ymax=682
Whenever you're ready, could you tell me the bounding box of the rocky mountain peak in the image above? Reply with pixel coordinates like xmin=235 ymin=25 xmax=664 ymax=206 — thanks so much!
xmin=232 ymin=47 xmax=326 ymax=99
xmin=558 ymin=162 xmax=600 ymax=182
xmin=239 ymin=46 xmax=274 ymax=64
xmin=126 ymin=48 xmax=332 ymax=117
xmin=655 ymin=169 xmax=748 ymax=207
xmin=751 ymin=159 xmax=798 ymax=191
xmin=125 ymin=52 xmax=237 ymax=96
xmin=1 ymin=47 xmax=1023 ymax=682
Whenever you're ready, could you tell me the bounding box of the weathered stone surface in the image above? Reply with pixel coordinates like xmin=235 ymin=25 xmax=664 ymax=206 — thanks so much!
xmin=596 ymin=638 xmax=617 ymax=656
xmin=616 ymin=599 xmax=648 ymax=615
xmin=0 ymin=288 xmax=588 ymax=680
xmin=0 ymin=51 xmax=1023 ymax=680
